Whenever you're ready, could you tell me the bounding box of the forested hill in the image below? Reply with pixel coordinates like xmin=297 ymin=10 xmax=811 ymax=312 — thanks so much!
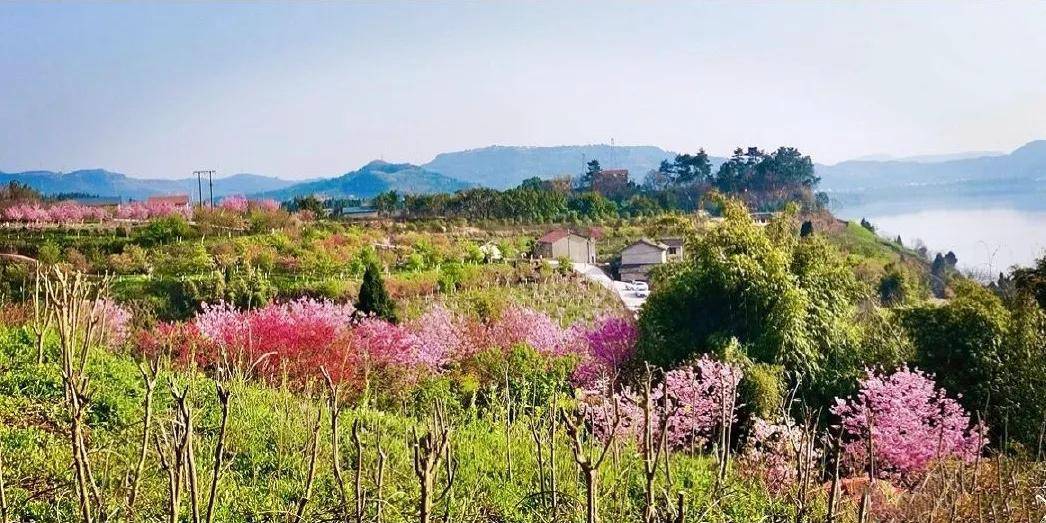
xmin=256 ymin=160 xmax=473 ymax=200
xmin=423 ymin=145 xmax=719 ymax=189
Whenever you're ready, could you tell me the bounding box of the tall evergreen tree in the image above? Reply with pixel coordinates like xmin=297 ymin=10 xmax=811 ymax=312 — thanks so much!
xmin=356 ymin=260 xmax=398 ymax=323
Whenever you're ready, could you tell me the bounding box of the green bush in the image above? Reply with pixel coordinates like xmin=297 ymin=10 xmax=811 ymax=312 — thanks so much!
xmin=135 ymin=215 xmax=195 ymax=246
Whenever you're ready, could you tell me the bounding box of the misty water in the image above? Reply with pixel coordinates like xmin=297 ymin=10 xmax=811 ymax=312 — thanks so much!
xmin=834 ymin=206 xmax=1046 ymax=276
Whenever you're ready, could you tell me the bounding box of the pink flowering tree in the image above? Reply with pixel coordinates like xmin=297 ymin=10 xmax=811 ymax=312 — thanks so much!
xmin=831 ymin=366 xmax=987 ymax=482
xmin=741 ymin=416 xmax=822 ymax=493
xmin=219 ymin=195 xmax=249 ymax=213
xmin=250 ymin=198 xmax=281 ymax=212
xmin=660 ymin=357 xmax=743 ymax=449
xmin=349 ymin=316 xmax=420 ymax=395
xmin=484 ymin=305 xmax=577 ymax=356
xmin=581 ymin=356 xmax=743 ymax=450
xmin=116 ymin=200 xmax=192 ymax=221
xmin=93 ymin=298 xmax=132 ymax=348
xmin=571 ymin=315 xmax=638 ymax=387
xmin=406 ymin=304 xmax=468 ymax=369
xmin=2 ymin=202 xmax=111 ymax=224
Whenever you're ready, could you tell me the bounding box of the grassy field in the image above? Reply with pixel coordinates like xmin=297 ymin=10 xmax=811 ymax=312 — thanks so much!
xmin=0 ymin=326 xmax=795 ymax=522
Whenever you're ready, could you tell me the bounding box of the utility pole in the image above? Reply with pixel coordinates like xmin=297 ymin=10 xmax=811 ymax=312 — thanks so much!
xmin=193 ymin=170 xmax=215 ymax=207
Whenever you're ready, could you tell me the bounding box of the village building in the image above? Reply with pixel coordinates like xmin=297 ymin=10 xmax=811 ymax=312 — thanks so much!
xmin=534 ymin=228 xmax=597 ymax=264
xmin=592 ymin=169 xmax=630 ymax=197
xmin=662 ymin=237 xmax=685 ymax=261
xmin=619 ymin=237 xmax=686 ymax=282
xmin=146 ymin=194 xmax=191 ymax=207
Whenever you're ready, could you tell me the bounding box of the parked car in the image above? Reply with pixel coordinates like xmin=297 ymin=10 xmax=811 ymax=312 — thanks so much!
xmin=634 ymin=289 xmax=650 ymax=298
xmin=630 ymin=281 xmax=649 ymax=292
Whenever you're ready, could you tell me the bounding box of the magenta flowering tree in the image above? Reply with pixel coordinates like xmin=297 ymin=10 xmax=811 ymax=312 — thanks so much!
xmin=831 ymin=366 xmax=987 ymax=482
xmin=571 ymin=315 xmax=638 ymax=387
xmin=219 ymin=195 xmax=250 ymax=213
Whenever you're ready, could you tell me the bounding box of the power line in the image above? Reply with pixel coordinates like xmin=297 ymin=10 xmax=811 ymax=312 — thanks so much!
xmin=193 ymin=170 xmax=215 ymax=206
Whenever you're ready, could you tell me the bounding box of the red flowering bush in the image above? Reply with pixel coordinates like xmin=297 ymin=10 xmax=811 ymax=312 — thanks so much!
xmin=193 ymin=298 xmax=356 ymax=382
xmin=136 ymin=321 xmax=215 ymax=366
xmin=832 ymin=367 xmax=987 ymax=482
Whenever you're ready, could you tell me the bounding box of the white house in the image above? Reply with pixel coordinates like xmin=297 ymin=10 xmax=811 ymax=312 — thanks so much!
xmin=619 ymin=238 xmax=668 ymax=282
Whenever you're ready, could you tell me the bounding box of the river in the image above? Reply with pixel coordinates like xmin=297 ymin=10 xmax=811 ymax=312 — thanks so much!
xmin=833 ymin=206 xmax=1046 ymax=275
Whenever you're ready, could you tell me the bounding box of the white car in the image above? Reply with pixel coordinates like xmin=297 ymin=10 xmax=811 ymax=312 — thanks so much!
xmin=634 ymin=289 xmax=651 ymax=298
xmin=630 ymin=281 xmax=649 ymax=292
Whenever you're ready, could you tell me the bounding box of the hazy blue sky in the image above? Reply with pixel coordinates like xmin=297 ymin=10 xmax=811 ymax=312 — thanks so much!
xmin=2 ymin=1 xmax=1045 ymax=179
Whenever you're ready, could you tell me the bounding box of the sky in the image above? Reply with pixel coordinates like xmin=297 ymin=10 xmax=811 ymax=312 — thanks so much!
xmin=2 ymin=1 xmax=1046 ymax=180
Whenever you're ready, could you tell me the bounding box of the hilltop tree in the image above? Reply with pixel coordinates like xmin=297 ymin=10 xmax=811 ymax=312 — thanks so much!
xmin=714 ymin=146 xmax=818 ymax=195
xmin=579 ymin=159 xmax=602 ymax=189
xmin=372 ymin=191 xmax=400 ymax=216
xmin=799 ymin=220 xmax=814 ymax=237
xmin=291 ymin=194 xmax=325 ymax=215
xmin=357 ymin=260 xmax=398 ymax=323
xmin=665 ymin=150 xmax=712 ymax=185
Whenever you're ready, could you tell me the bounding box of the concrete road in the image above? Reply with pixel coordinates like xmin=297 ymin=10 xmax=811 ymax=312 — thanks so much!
xmin=572 ymin=263 xmax=648 ymax=312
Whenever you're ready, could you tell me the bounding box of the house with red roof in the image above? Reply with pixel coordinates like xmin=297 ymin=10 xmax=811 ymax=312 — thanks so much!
xmin=534 ymin=228 xmax=597 ymax=263
xmin=146 ymin=194 xmax=190 ymax=206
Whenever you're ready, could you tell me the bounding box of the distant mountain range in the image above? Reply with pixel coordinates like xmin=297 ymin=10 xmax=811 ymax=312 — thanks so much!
xmin=816 ymin=140 xmax=1046 ymax=192
xmin=3 ymin=141 xmax=1044 ymax=206
xmin=0 ymin=169 xmax=297 ymax=201
xmin=848 ymin=151 xmax=1005 ymax=163
xmin=816 ymin=140 xmax=1046 ymax=215
xmin=256 ymin=160 xmax=472 ymax=200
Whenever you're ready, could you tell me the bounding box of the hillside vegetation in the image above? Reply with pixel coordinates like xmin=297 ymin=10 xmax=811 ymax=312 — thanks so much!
xmin=0 ymin=192 xmax=1042 ymax=523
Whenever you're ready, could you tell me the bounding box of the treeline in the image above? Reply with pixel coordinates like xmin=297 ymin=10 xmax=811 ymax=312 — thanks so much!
xmin=369 ymin=146 xmax=827 ymax=222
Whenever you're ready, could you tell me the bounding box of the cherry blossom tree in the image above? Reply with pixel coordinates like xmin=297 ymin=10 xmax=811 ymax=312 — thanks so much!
xmin=831 ymin=366 xmax=987 ymax=482
xmin=407 ymin=304 xmax=467 ymax=369
xmin=219 ymin=195 xmax=249 ymax=213
xmin=484 ymin=305 xmax=576 ymax=355
xmin=250 ymin=198 xmax=280 ymax=212
xmin=581 ymin=356 xmax=743 ymax=449
xmin=193 ymin=298 xmax=355 ymax=381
